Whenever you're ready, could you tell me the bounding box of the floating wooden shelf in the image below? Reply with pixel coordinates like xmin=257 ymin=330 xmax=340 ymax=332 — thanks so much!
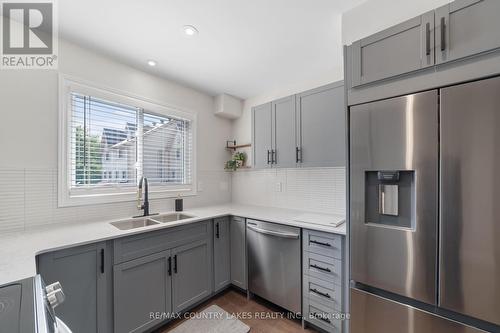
xmin=226 ymin=140 xmax=251 ymax=151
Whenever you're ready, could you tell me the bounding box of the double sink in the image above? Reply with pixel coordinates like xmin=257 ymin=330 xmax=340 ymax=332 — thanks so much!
xmin=110 ymin=213 xmax=195 ymax=230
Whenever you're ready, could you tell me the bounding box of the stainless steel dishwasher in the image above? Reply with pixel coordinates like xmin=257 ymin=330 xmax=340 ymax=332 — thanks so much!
xmin=247 ymin=219 xmax=301 ymax=314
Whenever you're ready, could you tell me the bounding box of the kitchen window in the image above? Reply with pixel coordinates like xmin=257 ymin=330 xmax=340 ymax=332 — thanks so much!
xmin=59 ymin=76 xmax=197 ymax=206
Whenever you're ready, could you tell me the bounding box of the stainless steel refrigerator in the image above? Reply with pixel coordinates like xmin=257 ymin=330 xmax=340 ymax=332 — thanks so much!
xmin=349 ymin=76 xmax=500 ymax=333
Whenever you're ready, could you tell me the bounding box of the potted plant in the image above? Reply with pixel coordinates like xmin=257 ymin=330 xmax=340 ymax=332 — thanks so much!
xmin=225 ymin=151 xmax=246 ymax=171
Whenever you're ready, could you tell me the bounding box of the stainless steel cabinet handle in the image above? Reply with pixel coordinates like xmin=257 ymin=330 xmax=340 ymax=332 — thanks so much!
xmin=272 ymin=150 xmax=276 ymax=164
xmin=310 ymin=264 xmax=331 ymax=273
xmin=296 ymin=147 xmax=302 ymax=163
xmin=247 ymin=225 xmax=299 ymax=239
xmin=267 ymin=150 xmax=271 ymax=164
xmin=310 ymin=288 xmax=331 ymax=299
xmin=168 ymin=256 xmax=172 ymax=276
xmin=425 ymin=22 xmax=431 ymax=56
xmin=311 ymin=312 xmax=331 ymax=324
xmin=441 ymin=17 xmax=446 ymax=52
xmin=310 ymin=240 xmax=332 ymax=247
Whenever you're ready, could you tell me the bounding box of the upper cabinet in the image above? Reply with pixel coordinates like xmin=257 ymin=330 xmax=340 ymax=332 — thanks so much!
xmin=252 ymin=82 xmax=345 ymax=169
xmin=436 ymin=0 xmax=500 ymax=64
xmin=272 ymin=95 xmax=297 ymax=168
xmin=252 ymin=102 xmax=273 ymax=169
xmin=296 ymin=83 xmax=345 ymax=168
xmin=350 ymin=11 xmax=435 ymax=87
xmin=347 ymin=0 xmax=500 ymax=89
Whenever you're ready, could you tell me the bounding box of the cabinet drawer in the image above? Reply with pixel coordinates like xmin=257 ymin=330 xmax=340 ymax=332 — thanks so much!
xmin=114 ymin=221 xmax=210 ymax=264
xmin=303 ymin=230 xmax=342 ymax=259
xmin=303 ymin=252 xmax=342 ymax=284
xmin=304 ymin=299 xmax=342 ymax=333
xmin=303 ymin=275 xmax=341 ymax=311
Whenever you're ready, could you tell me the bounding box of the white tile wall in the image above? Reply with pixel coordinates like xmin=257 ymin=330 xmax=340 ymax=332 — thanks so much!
xmin=0 ymin=168 xmax=231 ymax=232
xmin=231 ymin=167 xmax=346 ymax=215
xmin=0 ymin=166 xmax=345 ymax=232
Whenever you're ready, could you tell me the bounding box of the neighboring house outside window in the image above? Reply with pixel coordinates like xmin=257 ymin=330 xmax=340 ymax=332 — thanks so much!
xmin=59 ymin=76 xmax=196 ymax=207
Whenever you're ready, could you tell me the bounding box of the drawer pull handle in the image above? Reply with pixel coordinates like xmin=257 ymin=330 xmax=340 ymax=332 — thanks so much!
xmin=310 ymin=240 xmax=332 ymax=247
xmin=311 ymin=312 xmax=331 ymax=324
xmin=310 ymin=288 xmax=331 ymax=299
xmin=310 ymin=264 xmax=331 ymax=273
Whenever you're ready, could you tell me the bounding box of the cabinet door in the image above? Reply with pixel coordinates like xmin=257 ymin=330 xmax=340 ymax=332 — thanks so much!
xmin=436 ymin=0 xmax=500 ymax=64
xmin=230 ymin=216 xmax=247 ymax=290
xmin=252 ymin=103 xmax=273 ymax=169
xmin=296 ymin=83 xmax=345 ymax=167
xmin=37 ymin=242 xmax=111 ymax=333
xmin=113 ymin=250 xmax=172 ymax=333
xmin=272 ymin=95 xmax=297 ymax=168
xmin=213 ymin=217 xmax=230 ymax=292
xmin=351 ymin=11 xmax=434 ymax=87
xmin=172 ymin=239 xmax=213 ymax=312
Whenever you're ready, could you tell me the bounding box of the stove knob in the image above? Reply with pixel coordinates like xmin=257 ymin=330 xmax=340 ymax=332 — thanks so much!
xmin=45 ymin=281 xmax=62 ymax=294
xmin=47 ymin=288 xmax=65 ymax=309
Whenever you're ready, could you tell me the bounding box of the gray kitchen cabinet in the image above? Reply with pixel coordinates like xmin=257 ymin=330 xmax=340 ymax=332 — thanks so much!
xmin=350 ymin=11 xmax=434 ymax=87
xmin=213 ymin=217 xmax=230 ymax=292
xmin=113 ymin=250 xmax=172 ymax=333
xmin=252 ymin=102 xmax=273 ymax=169
xmin=272 ymin=95 xmax=297 ymax=168
xmin=296 ymin=82 xmax=345 ymax=167
xmin=302 ymin=229 xmax=345 ymax=333
xmin=230 ymin=216 xmax=247 ymax=290
xmin=172 ymin=239 xmax=213 ymax=313
xmin=436 ymin=0 xmax=500 ymax=65
xmin=37 ymin=241 xmax=112 ymax=333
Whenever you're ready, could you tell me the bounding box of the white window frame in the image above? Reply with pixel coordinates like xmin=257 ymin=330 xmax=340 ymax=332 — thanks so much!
xmin=58 ymin=75 xmax=197 ymax=207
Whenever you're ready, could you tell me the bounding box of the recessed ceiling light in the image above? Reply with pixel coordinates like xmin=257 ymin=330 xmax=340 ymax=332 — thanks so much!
xmin=183 ymin=25 xmax=198 ymax=36
xmin=147 ymin=60 xmax=157 ymax=67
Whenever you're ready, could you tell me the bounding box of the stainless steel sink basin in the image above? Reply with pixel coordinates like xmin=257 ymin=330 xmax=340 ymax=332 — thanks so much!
xmin=150 ymin=213 xmax=195 ymax=223
xmin=110 ymin=218 xmax=159 ymax=230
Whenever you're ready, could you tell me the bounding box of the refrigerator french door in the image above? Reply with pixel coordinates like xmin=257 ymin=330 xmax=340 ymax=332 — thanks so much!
xmin=440 ymin=76 xmax=500 ymax=326
xmin=350 ymin=90 xmax=439 ymax=305
xmin=350 ymin=76 xmax=500 ymax=333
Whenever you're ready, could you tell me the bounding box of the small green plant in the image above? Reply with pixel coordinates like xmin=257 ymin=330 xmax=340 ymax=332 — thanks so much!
xmin=225 ymin=151 xmax=247 ymax=171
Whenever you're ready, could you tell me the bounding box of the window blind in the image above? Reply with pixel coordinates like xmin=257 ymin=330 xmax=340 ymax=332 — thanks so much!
xmin=70 ymin=93 xmax=193 ymax=191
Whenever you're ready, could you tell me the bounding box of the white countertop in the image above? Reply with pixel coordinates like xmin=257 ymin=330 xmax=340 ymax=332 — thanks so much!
xmin=0 ymin=203 xmax=345 ymax=285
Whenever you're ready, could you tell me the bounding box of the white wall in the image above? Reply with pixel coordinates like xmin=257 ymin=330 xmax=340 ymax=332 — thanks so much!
xmin=342 ymin=0 xmax=452 ymax=45
xmin=0 ymin=39 xmax=232 ymax=232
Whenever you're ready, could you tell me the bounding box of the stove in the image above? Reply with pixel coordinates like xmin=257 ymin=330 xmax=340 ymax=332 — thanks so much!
xmin=0 ymin=275 xmax=71 ymax=333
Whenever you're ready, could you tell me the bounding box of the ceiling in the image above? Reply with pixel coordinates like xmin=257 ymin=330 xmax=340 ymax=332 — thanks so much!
xmin=59 ymin=0 xmax=365 ymax=99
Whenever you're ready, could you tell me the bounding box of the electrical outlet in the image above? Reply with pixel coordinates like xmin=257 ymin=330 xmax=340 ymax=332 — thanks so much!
xmin=276 ymin=182 xmax=283 ymax=192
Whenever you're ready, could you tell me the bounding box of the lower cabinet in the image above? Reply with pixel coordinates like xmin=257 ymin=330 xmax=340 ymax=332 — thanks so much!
xmin=37 ymin=241 xmax=112 ymax=333
xmin=230 ymin=216 xmax=247 ymax=290
xmin=172 ymin=239 xmax=213 ymax=312
xmin=302 ymin=229 xmax=344 ymax=333
xmin=113 ymin=250 xmax=172 ymax=333
xmin=213 ymin=217 xmax=231 ymax=292
xmin=113 ymin=223 xmax=213 ymax=333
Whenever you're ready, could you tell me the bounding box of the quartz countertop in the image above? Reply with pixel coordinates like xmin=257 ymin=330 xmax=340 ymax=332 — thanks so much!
xmin=0 ymin=203 xmax=345 ymax=285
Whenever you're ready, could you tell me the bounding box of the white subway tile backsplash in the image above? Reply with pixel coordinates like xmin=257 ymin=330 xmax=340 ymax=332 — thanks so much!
xmin=0 ymin=168 xmax=231 ymax=232
xmin=232 ymin=167 xmax=346 ymax=215
xmin=0 ymin=166 xmax=343 ymax=232
xmin=0 ymin=170 xmax=25 ymax=232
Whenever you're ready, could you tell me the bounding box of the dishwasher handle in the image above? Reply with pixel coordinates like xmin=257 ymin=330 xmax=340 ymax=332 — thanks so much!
xmin=247 ymin=225 xmax=299 ymax=239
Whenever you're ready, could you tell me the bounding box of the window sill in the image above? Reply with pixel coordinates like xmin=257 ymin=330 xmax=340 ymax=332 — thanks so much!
xmin=58 ymin=187 xmax=196 ymax=207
